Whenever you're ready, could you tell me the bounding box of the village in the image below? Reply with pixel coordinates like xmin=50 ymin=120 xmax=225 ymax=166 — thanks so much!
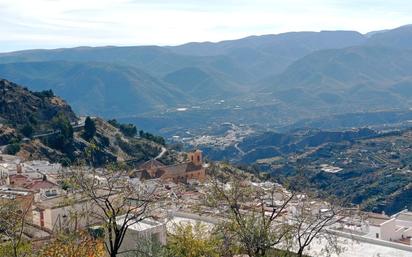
xmin=1 ymin=149 xmax=412 ymax=257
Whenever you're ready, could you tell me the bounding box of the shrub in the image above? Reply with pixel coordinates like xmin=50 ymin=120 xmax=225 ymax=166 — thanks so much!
xmin=119 ymin=123 xmax=137 ymax=137
xmin=20 ymin=124 xmax=34 ymax=138
xmin=108 ymin=119 xmax=120 ymax=128
xmin=33 ymin=89 xmax=54 ymax=98
xmin=139 ymin=130 xmax=166 ymax=145
xmin=5 ymin=143 xmax=21 ymax=155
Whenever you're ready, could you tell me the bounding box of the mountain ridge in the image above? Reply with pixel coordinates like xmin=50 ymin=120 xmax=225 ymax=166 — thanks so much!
xmin=1 ymin=25 xmax=412 ymax=132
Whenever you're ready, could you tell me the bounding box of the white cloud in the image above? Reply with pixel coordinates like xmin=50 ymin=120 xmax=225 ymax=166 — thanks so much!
xmin=0 ymin=0 xmax=411 ymax=52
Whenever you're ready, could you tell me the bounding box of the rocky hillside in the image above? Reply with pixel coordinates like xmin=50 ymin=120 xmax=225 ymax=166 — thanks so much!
xmin=0 ymin=78 xmax=77 ymax=127
xmin=202 ymin=128 xmax=378 ymax=163
xmin=262 ymin=128 xmax=412 ymax=215
xmin=0 ymin=78 xmax=175 ymax=167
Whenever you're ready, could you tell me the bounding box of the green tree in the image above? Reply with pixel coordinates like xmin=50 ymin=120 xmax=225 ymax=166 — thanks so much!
xmin=33 ymin=89 xmax=54 ymax=98
xmin=20 ymin=124 xmax=34 ymax=138
xmin=108 ymin=119 xmax=120 ymax=128
xmin=52 ymin=113 xmax=73 ymax=141
xmin=4 ymin=143 xmax=21 ymax=155
xmin=120 ymin=124 xmax=137 ymax=137
xmin=83 ymin=116 xmax=96 ymax=141
xmin=48 ymin=113 xmax=74 ymax=155
xmin=139 ymin=130 xmax=165 ymax=145
xmin=127 ymin=236 xmax=167 ymax=257
xmin=166 ymin=222 xmax=221 ymax=257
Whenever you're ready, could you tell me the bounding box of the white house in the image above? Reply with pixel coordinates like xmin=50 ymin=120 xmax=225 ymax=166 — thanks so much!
xmin=379 ymin=210 xmax=412 ymax=244
xmin=116 ymin=216 xmax=167 ymax=255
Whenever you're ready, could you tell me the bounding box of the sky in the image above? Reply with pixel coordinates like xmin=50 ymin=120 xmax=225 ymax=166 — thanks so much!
xmin=0 ymin=0 xmax=411 ymax=52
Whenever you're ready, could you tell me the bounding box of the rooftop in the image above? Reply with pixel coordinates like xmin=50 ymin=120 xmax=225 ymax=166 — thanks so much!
xmin=117 ymin=216 xmax=164 ymax=232
xmin=35 ymin=189 xmax=115 ymax=209
xmin=396 ymin=211 xmax=412 ymax=222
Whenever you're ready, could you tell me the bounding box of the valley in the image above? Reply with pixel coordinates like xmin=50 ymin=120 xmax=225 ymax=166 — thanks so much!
xmin=4 ymin=2 xmax=412 ymax=256
xmin=2 ymin=23 xmax=412 ymax=232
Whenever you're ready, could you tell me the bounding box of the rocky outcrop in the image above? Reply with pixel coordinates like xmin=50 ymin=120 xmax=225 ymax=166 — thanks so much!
xmin=0 ymin=79 xmax=77 ymax=126
xmin=0 ymin=125 xmax=18 ymax=145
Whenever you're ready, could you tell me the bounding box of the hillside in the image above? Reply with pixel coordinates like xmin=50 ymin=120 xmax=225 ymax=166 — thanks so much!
xmin=201 ymin=124 xmax=412 ymax=215
xmin=201 ymin=128 xmax=377 ymax=163
xmin=264 ymin=128 xmax=412 ymax=215
xmin=0 ymin=78 xmax=77 ymax=129
xmin=0 ymin=30 xmax=366 ymax=119
xmin=0 ymin=78 xmax=173 ymax=166
xmin=264 ymin=46 xmax=412 ymax=113
xmin=365 ymin=25 xmax=412 ymax=49
xmin=163 ymin=67 xmax=243 ymax=99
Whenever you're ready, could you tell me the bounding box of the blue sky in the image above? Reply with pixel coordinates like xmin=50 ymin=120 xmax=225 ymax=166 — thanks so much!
xmin=0 ymin=0 xmax=411 ymax=52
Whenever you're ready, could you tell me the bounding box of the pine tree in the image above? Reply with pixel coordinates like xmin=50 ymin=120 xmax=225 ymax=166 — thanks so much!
xmin=83 ymin=116 xmax=96 ymax=141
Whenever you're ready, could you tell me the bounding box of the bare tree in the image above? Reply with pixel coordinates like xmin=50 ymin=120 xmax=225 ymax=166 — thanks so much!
xmin=208 ymin=170 xmax=294 ymax=257
xmin=0 ymin=196 xmax=33 ymax=257
xmin=281 ymin=167 xmax=347 ymax=257
xmin=284 ymin=194 xmax=344 ymax=257
xmin=207 ymin=164 xmax=348 ymax=257
xmin=68 ymin=167 xmax=158 ymax=257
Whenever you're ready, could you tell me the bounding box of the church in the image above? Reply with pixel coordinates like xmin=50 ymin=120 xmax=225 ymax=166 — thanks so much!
xmin=133 ymin=150 xmax=206 ymax=183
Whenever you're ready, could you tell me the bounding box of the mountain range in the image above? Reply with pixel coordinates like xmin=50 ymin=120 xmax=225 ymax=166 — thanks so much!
xmin=1 ymin=25 xmax=412 ymax=132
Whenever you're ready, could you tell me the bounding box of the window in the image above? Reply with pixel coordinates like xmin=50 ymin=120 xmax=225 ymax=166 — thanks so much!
xmin=376 ymin=233 xmax=379 ymax=238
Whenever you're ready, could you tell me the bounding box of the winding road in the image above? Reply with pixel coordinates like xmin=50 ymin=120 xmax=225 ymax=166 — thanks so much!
xmin=154 ymin=146 xmax=167 ymax=160
xmin=234 ymin=143 xmax=245 ymax=156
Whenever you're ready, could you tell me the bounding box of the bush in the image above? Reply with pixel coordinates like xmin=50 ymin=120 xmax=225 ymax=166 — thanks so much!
xmin=108 ymin=119 xmax=120 ymax=128
xmin=45 ymin=113 xmax=74 ymax=156
xmin=166 ymin=223 xmax=222 ymax=257
xmin=52 ymin=113 xmax=73 ymax=141
xmin=119 ymin=123 xmax=137 ymax=137
xmin=109 ymin=120 xmax=139 ymax=138
xmin=139 ymin=130 xmax=166 ymax=145
xmin=5 ymin=143 xmax=21 ymax=155
xmin=59 ymin=157 xmax=72 ymax=167
xmin=33 ymin=89 xmax=54 ymax=98
xmin=99 ymin=135 xmax=110 ymax=147
xmin=20 ymin=124 xmax=34 ymax=138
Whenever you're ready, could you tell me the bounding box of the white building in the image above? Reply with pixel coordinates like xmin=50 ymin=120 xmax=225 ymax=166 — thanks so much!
xmin=378 ymin=210 xmax=412 ymax=243
xmin=117 ymin=216 xmax=167 ymax=255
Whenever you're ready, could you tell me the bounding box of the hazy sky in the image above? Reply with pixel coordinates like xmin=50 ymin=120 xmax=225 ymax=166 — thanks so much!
xmin=0 ymin=0 xmax=411 ymax=52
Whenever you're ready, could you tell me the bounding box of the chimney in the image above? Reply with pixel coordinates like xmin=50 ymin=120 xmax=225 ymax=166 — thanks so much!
xmin=42 ymin=174 xmax=47 ymax=181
